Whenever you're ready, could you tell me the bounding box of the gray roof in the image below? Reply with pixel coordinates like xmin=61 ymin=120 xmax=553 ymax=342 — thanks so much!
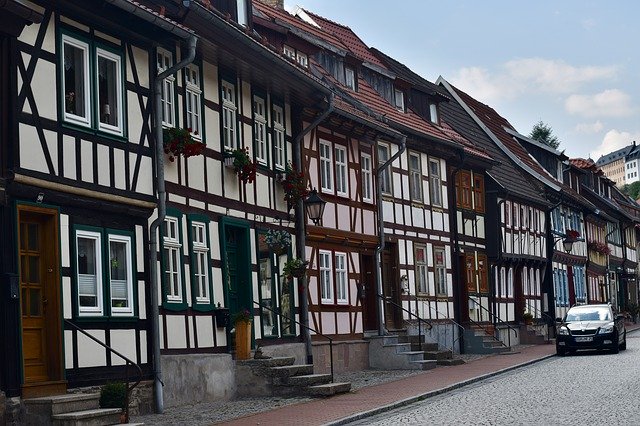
xmin=595 ymin=143 xmax=637 ymax=166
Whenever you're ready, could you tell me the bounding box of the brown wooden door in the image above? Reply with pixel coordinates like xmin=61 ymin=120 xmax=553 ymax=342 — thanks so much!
xmin=382 ymin=245 xmax=402 ymax=329
xmin=18 ymin=206 xmax=64 ymax=397
xmin=361 ymin=254 xmax=378 ymax=331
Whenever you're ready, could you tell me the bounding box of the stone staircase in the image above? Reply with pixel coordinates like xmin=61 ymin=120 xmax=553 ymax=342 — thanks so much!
xmin=22 ymin=393 xmax=131 ymax=426
xmin=519 ymin=324 xmax=549 ymax=345
xmin=236 ymin=357 xmax=351 ymax=397
xmin=368 ymin=331 xmax=464 ymax=370
xmin=463 ymin=325 xmax=511 ymax=354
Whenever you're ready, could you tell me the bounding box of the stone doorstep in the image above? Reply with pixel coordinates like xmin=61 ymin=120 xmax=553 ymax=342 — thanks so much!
xmin=268 ymin=364 xmax=314 ymax=378
xmin=24 ymin=393 xmax=101 ymax=416
xmin=307 ymin=382 xmax=352 ymax=396
xmin=51 ymin=408 xmax=122 ymax=426
xmin=382 ymin=343 xmax=413 ymax=353
xmin=422 ymin=350 xmax=453 ymax=360
xmin=237 ymin=356 xmax=296 ymax=368
xmin=285 ymin=374 xmax=333 ymax=387
xmin=409 ymin=360 xmax=438 ymax=370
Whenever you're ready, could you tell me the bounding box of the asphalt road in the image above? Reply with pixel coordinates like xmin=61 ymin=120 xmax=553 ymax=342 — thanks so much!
xmin=349 ymin=332 xmax=640 ymax=425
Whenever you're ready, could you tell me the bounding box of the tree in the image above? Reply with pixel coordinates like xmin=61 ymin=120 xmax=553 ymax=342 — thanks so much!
xmin=529 ymin=121 xmax=560 ymax=149
xmin=621 ymin=181 xmax=640 ymax=200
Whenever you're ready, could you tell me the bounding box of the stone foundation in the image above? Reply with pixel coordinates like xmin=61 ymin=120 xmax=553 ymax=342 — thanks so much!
xmin=312 ymin=340 xmax=369 ymax=374
xmin=66 ymin=380 xmax=154 ymax=415
xmin=259 ymin=342 xmax=305 ymax=364
xmin=161 ymin=354 xmax=235 ymax=408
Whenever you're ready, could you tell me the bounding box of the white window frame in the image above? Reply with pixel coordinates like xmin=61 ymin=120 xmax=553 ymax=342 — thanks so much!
xmin=361 ymin=153 xmax=373 ymax=203
xmin=335 ymin=252 xmax=348 ymax=304
xmin=507 ymin=267 xmax=514 ymax=298
xmin=378 ymin=143 xmax=392 ymax=196
xmin=319 ymin=250 xmax=333 ymax=303
xmin=429 ymin=103 xmax=438 ymax=124
xmin=429 ymin=158 xmax=442 ymax=207
xmin=253 ymin=95 xmax=268 ymax=165
xmin=296 ymin=51 xmax=308 ymax=68
xmin=273 ymin=104 xmax=285 ymax=170
xmin=221 ymin=80 xmax=237 ymax=150
xmin=409 ymin=152 xmax=423 ymax=202
xmin=157 ymin=48 xmax=176 ymax=127
xmin=95 ymin=47 xmax=124 ymax=136
xmin=163 ymin=216 xmax=183 ymax=302
xmin=62 ymin=35 xmax=91 ymax=128
xmin=335 ymin=145 xmax=348 ymax=196
xmin=108 ymin=234 xmax=134 ymax=316
xmin=434 ymin=247 xmax=447 ymax=296
xmin=191 ymin=222 xmax=210 ymax=304
xmin=415 ymin=245 xmax=428 ymax=294
xmin=320 ymin=140 xmax=334 ymax=193
xmin=283 ymin=44 xmax=296 ymax=60
xmin=76 ymin=230 xmax=104 ymax=316
xmin=236 ymin=0 xmax=247 ymax=26
xmin=394 ymin=89 xmax=405 ymax=111
xmin=345 ymin=66 xmax=355 ymax=90
xmin=185 ymin=64 xmax=202 ymax=139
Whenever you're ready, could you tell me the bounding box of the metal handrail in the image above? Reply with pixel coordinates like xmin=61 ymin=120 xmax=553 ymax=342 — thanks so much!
xmin=468 ymin=297 xmax=518 ymax=347
xmin=64 ymin=319 xmax=142 ymax=423
xmin=525 ymin=302 xmax=554 ymax=343
xmin=466 ymin=316 xmax=508 ymax=348
xmin=419 ymin=300 xmax=465 ymax=353
xmin=377 ymin=294 xmax=432 ymax=351
xmin=254 ymin=301 xmax=335 ymax=382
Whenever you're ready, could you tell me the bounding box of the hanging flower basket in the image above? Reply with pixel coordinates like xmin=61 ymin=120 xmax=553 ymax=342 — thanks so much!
xmin=264 ymin=229 xmax=291 ymax=255
xmin=565 ymin=229 xmax=580 ymax=241
xmin=283 ymin=258 xmax=308 ymax=279
xmin=225 ymin=147 xmax=257 ymax=184
xmin=588 ymin=240 xmax=611 ymax=255
xmin=163 ymin=127 xmax=205 ymax=162
xmin=280 ymin=162 xmax=309 ymax=208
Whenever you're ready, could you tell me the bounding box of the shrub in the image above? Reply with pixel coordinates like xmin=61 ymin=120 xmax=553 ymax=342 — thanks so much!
xmin=100 ymin=381 xmax=127 ymax=409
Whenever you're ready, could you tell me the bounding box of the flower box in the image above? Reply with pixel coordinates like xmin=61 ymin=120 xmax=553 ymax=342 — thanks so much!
xmin=225 ymin=148 xmax=257 ymax=184
xmin=163 ymin=127 xmax=205 ymax=162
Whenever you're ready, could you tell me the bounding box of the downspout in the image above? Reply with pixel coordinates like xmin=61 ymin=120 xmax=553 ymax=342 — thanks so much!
xmin=293 ymin=94 xmax=334 ymax=364
xmin=149 ymin=35 xmax=198 ymax=414
xmin=375 ymin=135 xmax=406 ymax=336
xmin=447 ymin=151 xmax=464 ymax=344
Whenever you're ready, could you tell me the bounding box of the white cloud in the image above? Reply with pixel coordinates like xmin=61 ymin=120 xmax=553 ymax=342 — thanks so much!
xmin=575 ymin=120 xmax=604 ymax=134
xmin=565 ymin=89 xmax=634 ymax=118
xmin=581 ymin=18 xmax=596 ymax=30
xmin=591 ymin=129 xmax=640 ymax=160
xmin=450 ymin=58 xmax=618 ymax=104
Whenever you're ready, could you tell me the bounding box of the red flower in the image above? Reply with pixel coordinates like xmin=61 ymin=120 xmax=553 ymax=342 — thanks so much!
xmin=163 ymin=127 xmax=206 ymax=160
xmin=280 ymin=163 xmax=309 ymax=207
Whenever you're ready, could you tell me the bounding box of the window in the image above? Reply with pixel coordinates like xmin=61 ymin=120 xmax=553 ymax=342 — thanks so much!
xmin=190 ymin=221 xmax=210 ymax=305
xmin=320 ymin=140 xmax=333 ymax=192
xmin=76 ymin=230 xmax=103 ymax=315
xmin=221 ymin=80 xmax=237 ymax=150
xmin=75 ymin=228 xmax=135 ymax=317
xmin=61 ymin=32 xmax=125 ymax=136
xmin=429 ymin=103 xmax=438 ymax=124
xmin=335 ymin=253 xmax=348 ymax=303
xmin=335 ymin=145 xmax=348 ymax=196
xmin=513 ymin=203 xmax=520 ymax=228
xmin=456 ymin=171 xmax=472 ymax=209
xmin=236 ymin=0 xmax=247 ymax=26
xmin=273 ymin=105 xmax=285 ymax=169
xmin=434 ymin=247 xmax=447 ymax=296
xmin=378 ymin=144 xmax=392 ymax=196
xmin=478 ymin=254 xmax=488 ymax=292
xmin=473 ymin=175 xmax=485 ymax=213
xmin=409 ymin=152 xmax=423 ymax=202
xmin=319 ymin=250 xmax=333 ymax=303
xmin=345 ymin=66 xmax=356 ymax=90
xmin=253 ymin=96 xmax=268 ymax=165
xmin=465 ymin=254 xmax=476 ymax=292
xmin=394 ymin=89 xmax=404 ymax=111
xmin=185 ymin=64 xmax=202 ymax=138
xmin=163 ymin=216 xmax=183 ymax=303
xmin=415 ymin=245 xmax=428 ymax=294
xmin=157 ymin=48 xmax=176 ymax=127
xmin=507 ymin=266 xmax=514 ymax=298
xmin=296 ymin=51 xmax=308 ymax=68
xmin=361 ymin=153 xmax=373 ymax=203
xmin=505 ymin=201 xmax=511 ymax=227
xmin=283 ymin=45 xmax=308 ymax=68
xmin=109 ymin=234 xmax=134 ymax=315
xmin=429 ymin=159 xmax=442 ymax=207
xmin=283 ymin=45 xmax=296 ymax=60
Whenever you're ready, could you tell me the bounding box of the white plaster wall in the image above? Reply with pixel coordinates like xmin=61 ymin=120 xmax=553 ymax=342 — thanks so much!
xmin=19 ymin=124 xmax=47 ymax=173
xmin=63 ymin=135 xmax=76 ymax=180
xmin=110 ymin=329 xmax=137 ymax=366
xmin=165 ymin=315 xmax=187 ymax=349
xmin=77 ymin=330 xmax=107 ymax=368
xmin=196 ymin=316 xmax=215 ymax=348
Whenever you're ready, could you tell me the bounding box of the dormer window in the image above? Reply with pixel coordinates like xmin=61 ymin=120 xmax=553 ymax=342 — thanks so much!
xmin=283 ymin=45 xmax=295 ymax=60
xmin=345 ymin=66 xmax=356 ymax=90
xmin=429 ymin=103 xmax=439 ymax=124
xmin=394 ymin=89 xmax=405 ymax=112
xmin=283 ymin=45 xmax=308 ymax=68
xmin=296 ymin=52 xmax=308 ymax=68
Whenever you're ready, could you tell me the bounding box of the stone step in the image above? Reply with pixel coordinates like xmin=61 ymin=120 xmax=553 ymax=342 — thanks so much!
xmin=382 ymin=343 xmax=413 ymax=353
xmin=409 ymin=359 xmax=437 ymax=370
xmin=436 ymin=358 xmax=466 ymax=366
xmin=401 ymin=351 xmax=429 ymax=362
xmin=285 ymin=373 xmax=333 ymax=387
xmin=422 ymin=350 xmax=453 ymax=360
xmin=52 ymin=408 xmax=122 ymax=426
xmin=269 ymin=364 xmax=314 ymax=378
xmin=237 ymin=356 xmax=296 ymax=368
xmin=420 ymin=342 xmax=439 ymax=352
xmin=24 ymin=393 xmax=101 ymax=415
xmin=306 ymin=382 xmax=352 ymax=396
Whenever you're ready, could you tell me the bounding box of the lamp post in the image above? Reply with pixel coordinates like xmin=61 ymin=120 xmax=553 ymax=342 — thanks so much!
xmin=304 ymin=189 xmax=326 ymax=225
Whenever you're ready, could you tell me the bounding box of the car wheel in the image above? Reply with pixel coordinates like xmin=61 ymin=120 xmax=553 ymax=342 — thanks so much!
xmin=620 ymin=332 xmax=627 ymax=351
xmin=611 ymin=332 xmax=620 ymax=354
xmin=556 ymin=346 xmax=566 ymax=356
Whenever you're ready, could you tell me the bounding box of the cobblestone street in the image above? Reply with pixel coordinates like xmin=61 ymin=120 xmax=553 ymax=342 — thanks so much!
xmin=350 ymin=334 xmax=640 ymax=425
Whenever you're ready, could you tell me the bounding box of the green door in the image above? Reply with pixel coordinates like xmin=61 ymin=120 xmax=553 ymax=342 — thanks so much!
xmin=222 ymin=222 xmax=253 ymax=324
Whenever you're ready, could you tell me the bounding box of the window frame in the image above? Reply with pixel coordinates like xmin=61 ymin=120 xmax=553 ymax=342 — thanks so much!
xmin=378 ymin=143 xmax=393 ymax=196
xmin=394 ymin=88 xmax=405 ymax=112
xmin=473 ymin=174 xmax=485 ymax=213
xmin=319 ymin=250 xmax=333 ymax=304
xmin=253 ymin=94 xmax=268 ymax=166
xmin=157 ymin=47 xmax=176 ymax=128
xmin=409 ymin=151 xmax=423 ymax=203
xmin=434 ymin=247 xmax=447 ymax=297
xmin=161 ymin=211 xmax=187 ymax=310
xmin=75 ymin=229 xmax=104 ymax=316
xmin=429 ymin=102 xmax=439 ymax=124
xmin=415 ymin=244 xmax=428 ymax=295
xmin=361 ymin=153 xmax=373 ymax=203
xmin=184 ymin=63 xmax=203 ymax=140
xmin=335 ymin=252 xmax=348 ymax=304
xmin=429 ymin=158 xmax=442 ymax=207
xmin=107 ymin=232 xmax=135 ymax=316
xmin=188 ymin=215 xmax=214 ymax=311
xmin=272 ymin=103 xmax=286 ymax=170
xmin=95 ymin=46 xmax=125 ymax=136
xmin=456 ymin=170 xmax=472 ymax=210
xmin=221 ymin=78 xmax=238 ymax=151
xmin=61 ymin=33 xmax=91 ymax=128
xmin=320 ymin=140 xmax=334 ymax=193
xmin=344 ymin=66 xmax=356 ymax=90
xmin=335 ymin=144 xmax=348 ymax=196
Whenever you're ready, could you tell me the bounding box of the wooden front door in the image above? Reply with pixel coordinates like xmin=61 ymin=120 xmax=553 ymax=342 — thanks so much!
xmin=361 ymin=254 xmax=378 ymax=331
xmin=382 ymin=245 xmax=402 ymax=329
xmin=223 ymin=224 xmax=252 ymax=323
xmin=18 ymin=205 xmax=65 ymax=397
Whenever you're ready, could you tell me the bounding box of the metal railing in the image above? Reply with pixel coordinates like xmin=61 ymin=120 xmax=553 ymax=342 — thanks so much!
xmin=254 ymin=301 xmax=335 ymax=382
xmin=64 ymin=319 xmax=142 ymax=423
xmin=468 ymin=298 xmax=518 ymax=348
xmin=377 ymin=294 xmax=432 ymax=349
xmin=419 ymin=300 xmax=465 ymax=353
xmin=525 ymin=302 xmax=554 ymax=343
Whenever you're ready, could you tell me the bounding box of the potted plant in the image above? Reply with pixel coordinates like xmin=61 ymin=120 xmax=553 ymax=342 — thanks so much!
xmin=565 ymin=229 xmax=580 ymax=241
xmin=283 ymin=258 xmax=308 ymax=279
xmin=588 ymin=240 xmax=611 ymax=255
xmin=264 ymin=229 xmax=291 ymax=255
xmin=225 ymin=147 xmax=257 ymax=184
xmin=279 ymin=162 xmax=309 ymax=208
xmin=163 ymin=127 xmax=206 ymax=162
xmin=522 ymin=311 xmax=534 ymax=325
xmin=232 ymin=308 xmax=252 ymax=360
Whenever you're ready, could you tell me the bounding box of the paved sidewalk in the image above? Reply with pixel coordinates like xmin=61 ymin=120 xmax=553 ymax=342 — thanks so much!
xmin=221 ymin=343 xmax=557 ymax=426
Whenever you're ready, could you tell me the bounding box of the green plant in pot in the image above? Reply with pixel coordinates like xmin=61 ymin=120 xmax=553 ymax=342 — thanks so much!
xmin=282 ymin=258 xmax=308 ymax=279
xmin=264 ymin=229 xmax=291 ymax=255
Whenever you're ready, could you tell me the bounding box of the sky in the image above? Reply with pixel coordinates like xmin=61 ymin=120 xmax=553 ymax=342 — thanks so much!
xmin=284 ymin=0 xmax=640 ymax=161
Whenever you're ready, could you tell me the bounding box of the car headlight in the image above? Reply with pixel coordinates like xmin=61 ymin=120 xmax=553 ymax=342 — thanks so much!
xmin=598 ymin=323 xmax=615 ymax=334
xmin=558 ymin=326 xmax=569 ymax=335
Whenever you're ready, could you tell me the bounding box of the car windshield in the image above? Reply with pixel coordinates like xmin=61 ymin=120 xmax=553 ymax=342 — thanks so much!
xmin=565 ymin=308 xmax=610 ymax=322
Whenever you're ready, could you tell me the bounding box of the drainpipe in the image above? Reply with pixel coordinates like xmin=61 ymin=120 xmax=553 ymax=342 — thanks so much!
xmin=149 ymin=35 xmax=198 ymax=414
xmin=293 ymin=94 xmax=334 ymax=364
xmin=375 ymin=135 xmax=406 ymax=336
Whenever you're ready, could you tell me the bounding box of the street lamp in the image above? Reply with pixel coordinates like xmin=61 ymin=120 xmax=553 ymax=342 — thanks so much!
xmin=304 ymin=189 xmax=326 ymax=225
xmin=554 ymin=234 xmax=581 ymax=253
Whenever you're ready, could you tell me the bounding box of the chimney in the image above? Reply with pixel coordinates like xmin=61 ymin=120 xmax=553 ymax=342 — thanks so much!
xmin=259 ymin=0 xmax=284 ymax=8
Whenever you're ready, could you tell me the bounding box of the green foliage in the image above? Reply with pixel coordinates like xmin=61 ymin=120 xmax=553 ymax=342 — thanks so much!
xmin=529 ymin=120 xmax=560 ymax=149
xmin=621 ymin=181 xmax=640 ymax=200
xmin=100 ymin=381 xmax=127 ymax=409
